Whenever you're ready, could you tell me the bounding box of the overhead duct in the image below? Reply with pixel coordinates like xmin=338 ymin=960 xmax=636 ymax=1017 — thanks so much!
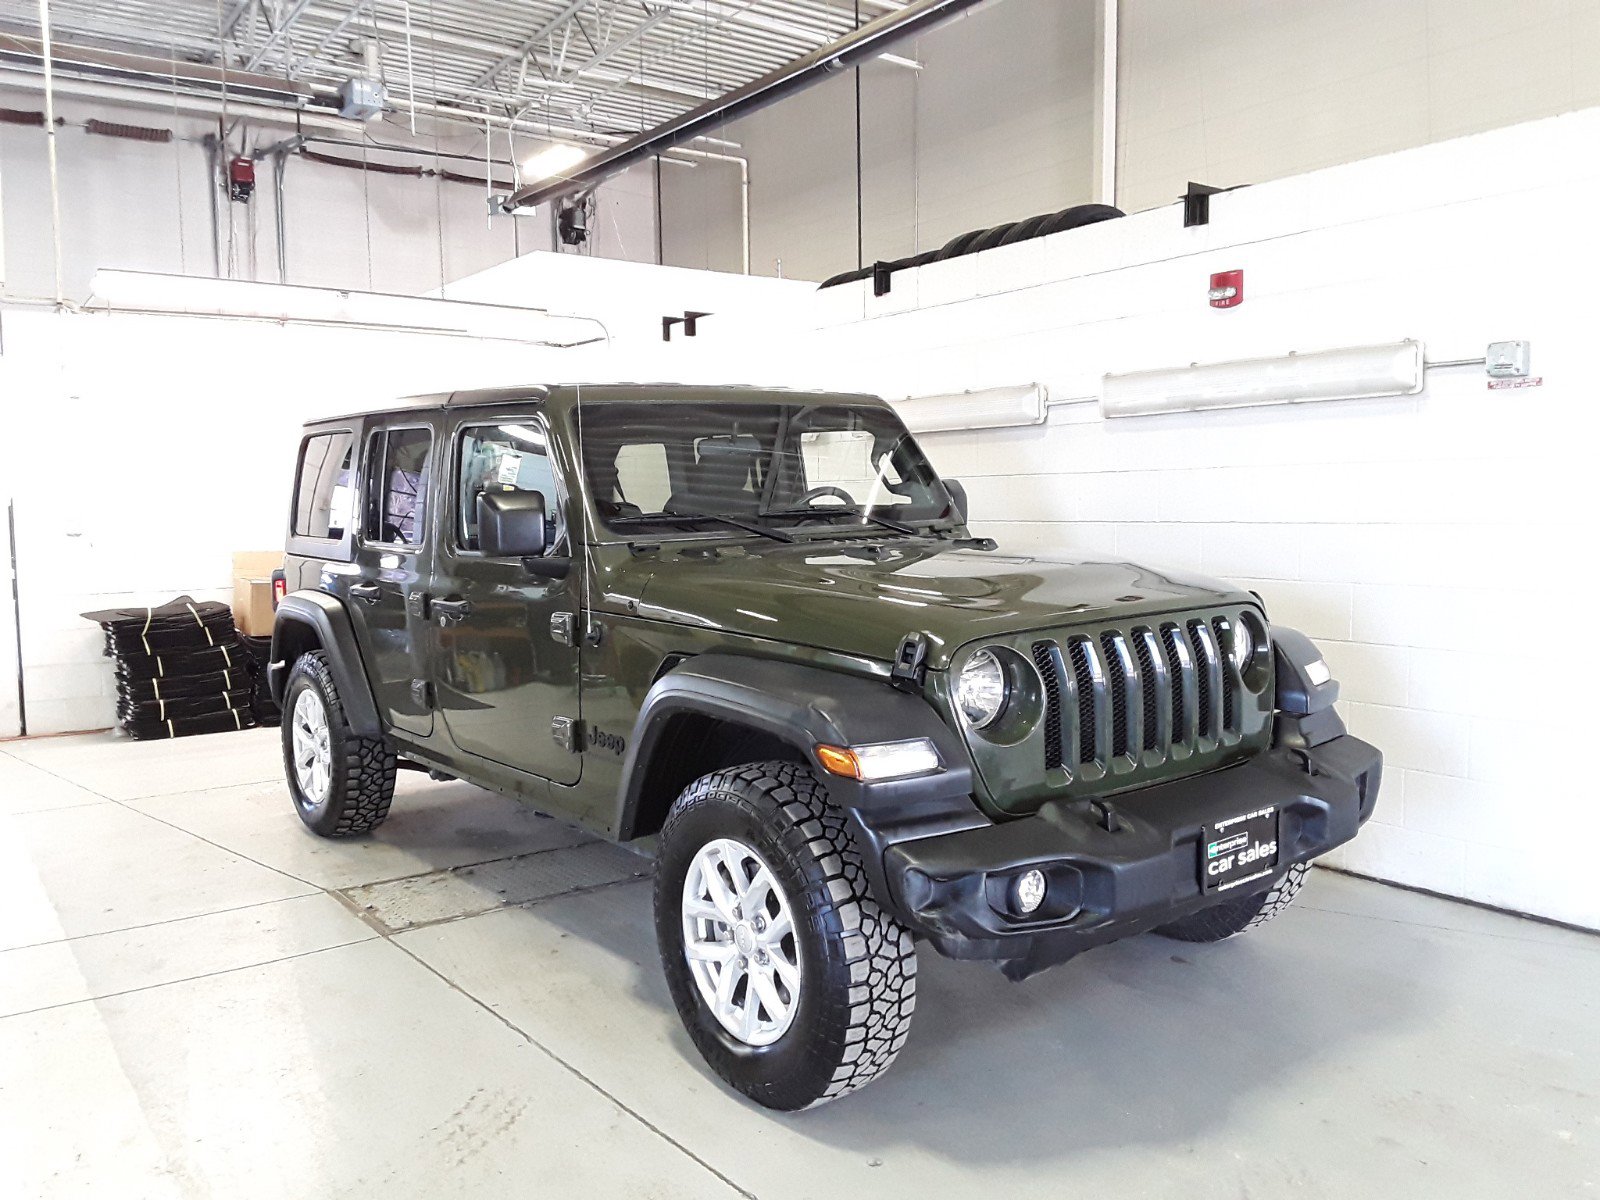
xmin=0 ymin=31 xmax=320 ymax=107
xmin=501 ymin=0 xmax=991 ymax=212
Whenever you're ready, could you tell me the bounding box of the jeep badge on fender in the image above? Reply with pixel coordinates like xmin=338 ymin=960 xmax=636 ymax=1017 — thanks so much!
xmin=268 ymin=384 xmax=1382 ymax=1111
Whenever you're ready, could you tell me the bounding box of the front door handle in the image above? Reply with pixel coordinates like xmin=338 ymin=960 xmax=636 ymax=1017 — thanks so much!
xmin=433 ymin=598 xmax=472 ymax=624
xmin=350 ymin=583 xmax=382 ymax=604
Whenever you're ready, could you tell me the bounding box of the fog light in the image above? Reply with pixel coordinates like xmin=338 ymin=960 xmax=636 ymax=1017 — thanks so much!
xmin=1013 ymin=869 xmax=1047 ymax=915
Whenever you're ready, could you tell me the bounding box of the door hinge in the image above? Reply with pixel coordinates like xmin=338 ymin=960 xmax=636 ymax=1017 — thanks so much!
xmin=407 ymin=591 xmax=432 ymax=619
xmin=550 ymin=611 xmax=576 ymax=646
xmin=551 ymin=715 xmax=582 ymax=753
xmin=410 ymin=679 xmax=434 ymax=709
xmin=890 ymin=632 xmax=929 ymax=693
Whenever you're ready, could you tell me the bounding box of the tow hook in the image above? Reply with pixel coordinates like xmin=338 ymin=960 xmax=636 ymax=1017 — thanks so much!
xmin=1287 ymin=748 xmax=1320 ymax=777
xmin=1089 ymin=798 xmax=1122 ymax=832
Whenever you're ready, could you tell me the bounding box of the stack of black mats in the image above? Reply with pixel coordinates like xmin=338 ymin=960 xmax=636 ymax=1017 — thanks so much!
xmin=239 ymin=634 xmax=282 ymax=728
xmin=81 ymin=596 xmax=258 ymax=740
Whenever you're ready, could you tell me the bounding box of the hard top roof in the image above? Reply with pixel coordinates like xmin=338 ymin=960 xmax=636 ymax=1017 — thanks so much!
xmin=303 ymin=383 xmax=887 ymax=426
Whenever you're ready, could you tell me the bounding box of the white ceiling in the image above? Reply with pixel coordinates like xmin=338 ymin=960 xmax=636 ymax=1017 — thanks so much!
xmin=1 ymin=0 xmax=912 ymax=140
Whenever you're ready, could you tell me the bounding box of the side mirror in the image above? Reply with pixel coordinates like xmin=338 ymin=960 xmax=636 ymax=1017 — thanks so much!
xmin=944 ymin=478 xmax=969 ymax=524
xmin=479 ymin=490 xmax=548 ymax=558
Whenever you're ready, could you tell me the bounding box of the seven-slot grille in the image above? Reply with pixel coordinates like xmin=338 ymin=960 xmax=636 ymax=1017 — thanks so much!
xmin=1030 ymin=615 xmax=1247 ymax=776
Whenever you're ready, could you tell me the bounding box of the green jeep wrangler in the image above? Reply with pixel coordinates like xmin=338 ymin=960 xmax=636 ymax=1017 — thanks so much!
xmin=271 ymin=385 xmax=1381 ymax=1110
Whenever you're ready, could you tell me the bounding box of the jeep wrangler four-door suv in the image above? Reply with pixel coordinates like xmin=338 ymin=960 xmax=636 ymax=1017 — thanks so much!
xmin=270 ymin=385 xmax=1381 ymax=1111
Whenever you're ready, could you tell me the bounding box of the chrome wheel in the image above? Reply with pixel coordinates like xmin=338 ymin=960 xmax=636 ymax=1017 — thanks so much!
xmin=681 ymin=837 xmax=802 ymax=1047
xmin=291 ymin=689 xmax=333 ymax=807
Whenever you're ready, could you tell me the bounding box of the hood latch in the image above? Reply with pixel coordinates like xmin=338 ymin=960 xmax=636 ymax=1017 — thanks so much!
xmin=890 ymin=632 xmax=929 ymax=693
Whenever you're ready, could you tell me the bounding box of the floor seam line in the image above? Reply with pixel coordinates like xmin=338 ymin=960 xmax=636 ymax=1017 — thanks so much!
xmin=0 ymin=889 xmax=325 ymax=953
xmin=330 ymin=835 xmax=608 ymax=891
xmin=1298 ymin=902 xmax=1600 ymax=951
xmin=110 ymin=796 xmax=324 ymax=890
xmin=367 ymin=874 xmax=651 ymax=936
xmin=384 ymin=936 xmax=759 ymax=1200
xmin=0 ymin=936 xmax=377 ymax=1021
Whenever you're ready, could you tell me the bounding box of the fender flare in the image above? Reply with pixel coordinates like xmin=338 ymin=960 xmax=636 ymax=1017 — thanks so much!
xmin=269 ymin=591 xmax=383 ymax=737
xmin=617 ymin=653 xmax=983 ymax=843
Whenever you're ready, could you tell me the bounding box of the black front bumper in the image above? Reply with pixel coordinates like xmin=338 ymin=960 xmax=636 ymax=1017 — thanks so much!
xmin=881 ymin=734 xmax=1382 ymax=978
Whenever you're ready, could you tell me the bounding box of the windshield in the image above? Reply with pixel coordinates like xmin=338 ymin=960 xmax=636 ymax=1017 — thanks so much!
xmin=578 ymin=399 xmax=956 ymax=537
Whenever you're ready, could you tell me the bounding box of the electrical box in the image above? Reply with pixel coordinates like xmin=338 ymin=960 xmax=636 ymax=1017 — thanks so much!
xmin=1486 ymin=340 xmax=1531 ymax=378
xmin=338 ymin=77 xmax=387 ymax=121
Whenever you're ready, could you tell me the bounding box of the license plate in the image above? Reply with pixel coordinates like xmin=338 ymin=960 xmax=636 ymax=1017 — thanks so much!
xmin=1200 ymin=806 xmax=1280 ymax=893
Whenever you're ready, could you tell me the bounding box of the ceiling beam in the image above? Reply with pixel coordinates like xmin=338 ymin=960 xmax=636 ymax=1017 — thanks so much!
xmin=464 ymin=0 xmax=593 ymax=93
xmin=504 ymin=0 xmax=987 ymax=210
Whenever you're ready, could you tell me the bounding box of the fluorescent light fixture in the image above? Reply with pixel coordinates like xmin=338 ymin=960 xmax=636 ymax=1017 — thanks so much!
xmin=1101 ymin=341 xmax=1424 ymax=418
xmin=892 ymin=383 xmax=1047 ymax=434
xmin=521 ymin=143 xmax=589 ymax=183
xmin=86 ymin=270 xmax=606 ymax=347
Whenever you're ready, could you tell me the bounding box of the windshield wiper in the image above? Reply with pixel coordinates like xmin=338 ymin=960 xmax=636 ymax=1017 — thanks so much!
xmin=611 ymin=511 xmax=796 ymax=543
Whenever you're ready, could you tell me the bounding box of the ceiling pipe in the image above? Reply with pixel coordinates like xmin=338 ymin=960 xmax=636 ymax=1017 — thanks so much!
xmin=501 ymin=0 xmax=991 ymax=212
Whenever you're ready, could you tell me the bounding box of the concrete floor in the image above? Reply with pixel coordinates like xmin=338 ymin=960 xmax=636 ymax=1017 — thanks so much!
xmin=1 ymin=729 xmax=1595 ymax=1199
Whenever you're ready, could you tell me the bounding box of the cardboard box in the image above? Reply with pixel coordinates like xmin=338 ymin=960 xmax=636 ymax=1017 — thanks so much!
xmin=232 ymin=551 xmax=283 ymax=638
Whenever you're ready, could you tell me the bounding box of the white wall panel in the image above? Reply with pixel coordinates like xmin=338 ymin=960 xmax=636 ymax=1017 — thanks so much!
xmin=676 ymin=108 xmax=1600 ymax=929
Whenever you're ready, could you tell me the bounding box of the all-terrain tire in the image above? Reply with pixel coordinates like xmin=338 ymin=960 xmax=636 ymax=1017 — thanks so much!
xmin=654 ymin=761 xmax=917 ymax=1111
xmin=281 ymin=650 xmax=397 ymax=837
xmin=1154 ymin=862 xmax=1310 ymax=943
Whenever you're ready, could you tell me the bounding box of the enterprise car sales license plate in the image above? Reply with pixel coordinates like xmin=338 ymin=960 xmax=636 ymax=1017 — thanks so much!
xmin=1201 ymin=807 xmax=1280 ymax=893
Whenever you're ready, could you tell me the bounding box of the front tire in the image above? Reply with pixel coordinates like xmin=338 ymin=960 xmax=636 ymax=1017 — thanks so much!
xmin=281 ymin=650 xmax=396 ymax=837
xmin=654 ymin=762 xmax=917 ymax=1110
xmin=1154 ymin=862 xmax=1310 ymax=942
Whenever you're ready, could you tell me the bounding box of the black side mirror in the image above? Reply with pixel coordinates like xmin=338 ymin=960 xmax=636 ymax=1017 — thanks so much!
xmin=944 ymin=478 xmax=969 ymax=524
xmin=479 ymin=490 xmax=547 ymax=558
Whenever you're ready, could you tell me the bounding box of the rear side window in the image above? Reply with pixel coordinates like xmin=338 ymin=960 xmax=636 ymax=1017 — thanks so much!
xmin=365 ymin=427 xmax=433 ymax=546
xmin=293 ymin=431 xmax=355 ymax=539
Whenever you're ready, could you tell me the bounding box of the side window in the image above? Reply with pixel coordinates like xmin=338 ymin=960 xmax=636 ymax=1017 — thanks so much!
xmin=293 ymin=431 xmax=355 ymax=539
xmin=364 ymin=427 xmax=433 ymax=546
xmin=457 ymin=422 xmax=563 ymax=552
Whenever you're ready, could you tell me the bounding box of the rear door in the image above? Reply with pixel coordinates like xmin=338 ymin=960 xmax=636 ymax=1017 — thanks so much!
xmin=346 ymin=419 xmax=437 ymax=737
xmin=428 ymin=410 xmax=582 ymax=784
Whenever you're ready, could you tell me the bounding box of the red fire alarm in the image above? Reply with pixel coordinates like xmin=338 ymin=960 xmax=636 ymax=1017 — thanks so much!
xmin=1209 ymin=268 xmax=1243 ymax=308
xmin=228 ymin=155 xmax=256 ymax=203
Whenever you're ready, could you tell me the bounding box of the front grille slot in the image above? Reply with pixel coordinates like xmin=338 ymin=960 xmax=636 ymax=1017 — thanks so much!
xmin=1031 ymin=641 xmax=1064 ymax=772
xmin=1067 ymin=639 xmax=1098 ymax=765
xmin=1033 ymin=609 xmax=1248 ymax=777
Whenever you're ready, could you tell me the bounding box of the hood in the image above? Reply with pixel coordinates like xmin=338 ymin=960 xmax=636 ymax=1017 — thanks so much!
xmin=622 ymin=539 xmax=1256 ymax=669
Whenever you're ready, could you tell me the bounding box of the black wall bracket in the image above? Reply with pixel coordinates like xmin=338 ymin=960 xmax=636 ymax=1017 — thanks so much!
xmin=872 ymin=260 xmax=895 ymax=297
xmin=662 ymin=310 xmax=712 ymax=341
xmin=1182 ymin=181 xmax=1224 ymax=227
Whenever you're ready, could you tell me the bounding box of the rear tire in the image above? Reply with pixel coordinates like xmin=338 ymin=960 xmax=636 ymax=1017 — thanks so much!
xmin=654 ymin=761 xmax=917 ymax=1110
xmin=281 ymin=650 xmax=396 ymax=837
xmin=1155 ymin=862 xmax=1310 ymax=942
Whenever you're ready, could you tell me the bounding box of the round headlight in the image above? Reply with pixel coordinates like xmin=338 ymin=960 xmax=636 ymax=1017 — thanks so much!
xmin=1228 ymin=622 xmax=1255 ymax=675
xmin=956 ymin=649 xmax=1008 ymax=728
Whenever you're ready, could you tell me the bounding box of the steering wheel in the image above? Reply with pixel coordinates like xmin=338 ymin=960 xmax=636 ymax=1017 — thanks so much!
xmin=794 ymin=486 xmax=856 ymax=508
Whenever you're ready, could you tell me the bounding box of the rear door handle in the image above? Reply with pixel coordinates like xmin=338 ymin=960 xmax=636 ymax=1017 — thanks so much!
xmin=433 ymin=598 xmax=472 ymax=624
xmin=350 ymin=583 xmax=382 ymax=604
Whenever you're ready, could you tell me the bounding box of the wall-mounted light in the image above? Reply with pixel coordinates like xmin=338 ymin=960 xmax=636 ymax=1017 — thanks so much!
xmin=86 ymin=270 xmax=607 ymax=347
xmin=1101 ymin=340 xmax=1423 ymax=418
xmin=892 ymin=383 xmax=1047 ymax=433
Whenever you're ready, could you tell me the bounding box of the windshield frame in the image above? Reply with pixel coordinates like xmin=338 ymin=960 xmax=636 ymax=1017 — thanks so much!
xmin=572 ymin=394 xmax=961 ymax=545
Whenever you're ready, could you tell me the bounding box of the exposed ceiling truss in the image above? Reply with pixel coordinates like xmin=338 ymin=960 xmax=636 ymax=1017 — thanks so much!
xmin=0 ymin=0 xmax=919 ymax=142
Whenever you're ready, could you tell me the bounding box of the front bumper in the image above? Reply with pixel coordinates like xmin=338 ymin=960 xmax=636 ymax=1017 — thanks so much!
xmin=882 ymin=734 xmax=1381 ymax=978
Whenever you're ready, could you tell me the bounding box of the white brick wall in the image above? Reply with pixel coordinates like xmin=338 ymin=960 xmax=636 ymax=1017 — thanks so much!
xmin=723 ymin=110 xmax=1599 ymax=929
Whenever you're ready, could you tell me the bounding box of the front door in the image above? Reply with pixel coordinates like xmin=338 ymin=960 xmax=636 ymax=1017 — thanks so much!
xmin=347 ymin=422 xmax=436 ymax=737
xmin=429 ymin=412 xmax=582 ymax=785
